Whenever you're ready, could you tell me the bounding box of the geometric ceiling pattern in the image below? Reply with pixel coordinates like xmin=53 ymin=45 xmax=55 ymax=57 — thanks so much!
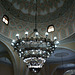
xmin=1 ymin=0 xmax=74 ymax=23
xmin=0 ymin=0 xmax=75 ymax=40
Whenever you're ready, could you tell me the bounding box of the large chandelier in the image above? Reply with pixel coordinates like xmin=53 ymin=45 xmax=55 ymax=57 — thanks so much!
xmin=11 ymin=0 xmax=59 ymax=73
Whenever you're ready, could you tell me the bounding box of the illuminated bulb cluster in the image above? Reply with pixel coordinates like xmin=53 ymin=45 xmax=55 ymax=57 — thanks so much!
xmin=11 ymin=31 xmax=59 ymax=73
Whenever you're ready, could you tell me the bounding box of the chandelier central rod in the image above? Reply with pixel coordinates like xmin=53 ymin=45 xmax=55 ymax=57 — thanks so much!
xmin=34 ymin=0 xmax=37 ymax=32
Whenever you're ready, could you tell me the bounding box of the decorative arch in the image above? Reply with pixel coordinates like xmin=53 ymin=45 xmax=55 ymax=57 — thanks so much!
xmin=0 ymin=40 xmax=19 ymax=75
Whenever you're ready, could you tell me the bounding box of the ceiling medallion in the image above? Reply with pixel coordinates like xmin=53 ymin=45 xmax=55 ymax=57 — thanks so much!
xmin=11 ymin=0 xmax=59 ymax=73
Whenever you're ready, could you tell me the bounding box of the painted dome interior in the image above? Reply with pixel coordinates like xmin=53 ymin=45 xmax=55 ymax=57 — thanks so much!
xmin=1 ymin=0 xmax=74 ymax=22
xmin=0 ymin=0 xmax=75 ymax=40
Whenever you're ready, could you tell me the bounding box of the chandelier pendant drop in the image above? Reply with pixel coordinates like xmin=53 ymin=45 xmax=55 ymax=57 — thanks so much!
xmin=11 ymin=0 xmax=59 ymax=73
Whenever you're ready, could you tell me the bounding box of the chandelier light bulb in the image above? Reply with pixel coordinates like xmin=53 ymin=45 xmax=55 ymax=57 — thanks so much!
xmin=51 ymin=51 xmax=53 ymax=54
xmin=21 ymin=52 xmax=23 ymax=54
xmin=22 ymin=57 xmax=24 ymax=59
xmin=16 ymin=43 xmax=19 ymax=46
xmin=19 ymin=53 xmax=21 ymax=57
xmin=55 ymin=41 xmax=59 ymax=44
xmin=22 ymin=40 xmax=25 ymax=43
xmin=25 ymin=31 xmax=28 ymax=35
xmin=32 ymin=69 xmax=37 ymax=73
xmin=40 ymin=41 xmax=43 ymax=43
xmin=16 ymin=34 xmax=19 ymax=39
xmin=32 ymin=52 xmax=35 ymax=54
xmin=31 ymin=50 xmax=34 ymax=51
xmin=43 ymin=51 xmax=46 ymax=53
xmin=39 ymin=50 xmax=42 ymax=54
xmin=47 ymin=56 xmax=50 ymax=58
xmin=12 ymin=39 xmax=15 ymax=43
xmin=11 ymin=43 xmax=14 ymax=46
xmin=45 ymin=32 xmax=48 ymax=36
xmin=55 ymin=45 xmax=57 ymax=48
xmin=54 ymin=36 xmax=57 ymax=40
xmin=35 ymin=32 xmax=39 ymax=36
xmin=52 ymin=48 xmax=55 ymax=51
xmin=25 ymin=51 xmax=28 ymax=53
xmin=19 ymin=49 xmax=21 ymax=52
xmin=30 ymin=40 xmax=32 ymax=43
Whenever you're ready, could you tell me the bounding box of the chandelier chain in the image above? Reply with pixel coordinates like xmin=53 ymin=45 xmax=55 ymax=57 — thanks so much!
xmin=35 ymin=0 xmax=37 ymax=30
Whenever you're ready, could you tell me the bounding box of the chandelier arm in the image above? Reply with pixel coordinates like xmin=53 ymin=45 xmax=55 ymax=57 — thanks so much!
xmin=28 ymin=31 xmax=34 ymax=38
xmin=38 ymin=32 xmax=44 ymax=37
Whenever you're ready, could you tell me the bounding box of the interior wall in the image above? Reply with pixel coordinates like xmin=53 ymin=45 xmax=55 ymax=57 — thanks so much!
xmin=0 ymin=63 xmax=14 ymax=75
xmin=59 ymin=42 xmax=75 ymax=50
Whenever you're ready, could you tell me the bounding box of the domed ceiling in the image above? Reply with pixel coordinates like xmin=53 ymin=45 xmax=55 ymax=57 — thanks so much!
xmin=0 ymin=0 xmax=74 ymax=23
xmin=0 ymin=0 xmax=75 ymax=40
